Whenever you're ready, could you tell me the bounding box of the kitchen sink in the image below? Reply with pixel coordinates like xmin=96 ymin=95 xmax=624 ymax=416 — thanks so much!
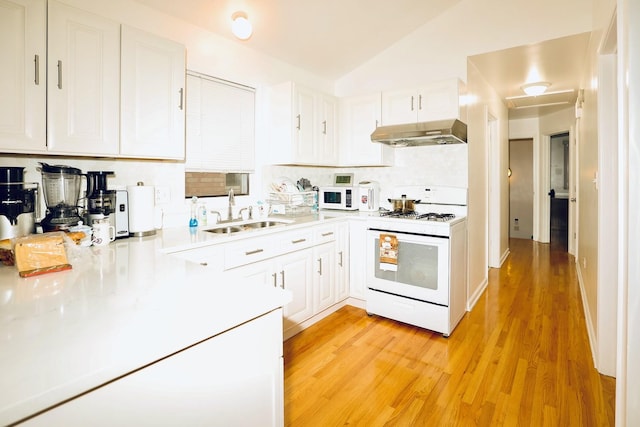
xmin=203 ymin=218 xmax=291 ymax=234
xmin=206 ymin=225 xmax=245 ymax=234
xmin=245 ymin=221 xmax=285 ymax=228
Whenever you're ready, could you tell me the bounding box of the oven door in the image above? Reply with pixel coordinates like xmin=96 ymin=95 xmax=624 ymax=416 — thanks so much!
xmin=366 ymin=229 xmax=449 ymax=306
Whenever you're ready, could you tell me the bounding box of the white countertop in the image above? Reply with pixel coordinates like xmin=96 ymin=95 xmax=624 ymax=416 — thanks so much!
xmin=0 ymin=220 xmax=308 ymax=426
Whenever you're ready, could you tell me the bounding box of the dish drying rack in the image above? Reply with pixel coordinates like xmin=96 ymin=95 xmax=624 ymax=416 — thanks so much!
xmin=267 ymin=191 xmax=316 ymax=216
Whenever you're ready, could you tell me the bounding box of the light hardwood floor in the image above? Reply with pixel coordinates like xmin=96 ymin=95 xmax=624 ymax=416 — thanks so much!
xmin=283 ymin=238 xmax=616 ymax=426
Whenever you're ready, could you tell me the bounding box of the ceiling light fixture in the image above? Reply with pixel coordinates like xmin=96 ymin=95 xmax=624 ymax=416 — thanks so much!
xmin=231 ymin=11 xmax=252 ymax=40
xmin=521 ymin=82 xmax=551 ymax=96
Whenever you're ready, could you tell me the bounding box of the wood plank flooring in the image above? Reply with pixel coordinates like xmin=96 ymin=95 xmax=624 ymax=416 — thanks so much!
xmin=283 ymin=238 xmax=616 ymax=426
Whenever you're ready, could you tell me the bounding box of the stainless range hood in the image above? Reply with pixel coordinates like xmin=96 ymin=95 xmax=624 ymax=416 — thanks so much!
xmin=370 ymin=119 xmax=467 ymax=147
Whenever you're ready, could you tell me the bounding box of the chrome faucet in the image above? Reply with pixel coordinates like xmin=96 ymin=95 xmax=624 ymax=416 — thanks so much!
xmin=227 ymin=189 xmax=235 ymax=220
xmin=209 ymin=210 xmax=222 ymax=224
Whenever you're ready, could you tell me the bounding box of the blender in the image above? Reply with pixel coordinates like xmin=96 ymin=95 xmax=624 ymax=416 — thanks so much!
xmin=0 ymin=167 xmax=39 ymax=240
xmin=39 ymin=163 xmax=83 ymax=232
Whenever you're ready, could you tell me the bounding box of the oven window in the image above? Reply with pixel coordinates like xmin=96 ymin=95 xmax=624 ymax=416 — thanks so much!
xmin=373 ymin=238 xmax=439 ymax=290
xmin=323 ymin=192 xmax=342 ymax=204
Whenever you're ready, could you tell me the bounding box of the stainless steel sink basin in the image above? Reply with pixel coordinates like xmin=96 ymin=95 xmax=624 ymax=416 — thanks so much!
xmin=205 ymin=225 xmax=245 ymax=234
xmin=246 ymin=221 xmax=285 ymax=228
xmin=203 ymin=218 xmax=290 ymax=234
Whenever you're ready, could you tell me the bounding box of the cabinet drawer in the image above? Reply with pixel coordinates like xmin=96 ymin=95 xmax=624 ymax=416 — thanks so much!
xmin=314 ymin=224 xmax=336 ymax=245
xmin=224 ymin=235 xmax=276 ymax=269
xmin=277 ymin=228 xmax=315 ymax=254
xmin=170 ymin=244 xmax=224 ymax=270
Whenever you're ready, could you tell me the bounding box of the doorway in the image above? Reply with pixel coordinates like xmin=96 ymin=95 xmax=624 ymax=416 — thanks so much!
xmin=549 ymin=132 xmax=570 ymax=250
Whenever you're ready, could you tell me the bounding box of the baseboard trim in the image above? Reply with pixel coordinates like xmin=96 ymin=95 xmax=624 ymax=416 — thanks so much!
xmin=576 ymin=261 xmax=598 ymax=370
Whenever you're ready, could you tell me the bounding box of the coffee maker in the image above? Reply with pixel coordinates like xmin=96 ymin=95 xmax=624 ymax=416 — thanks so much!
xmin=84 ymin=171 xmax=129 ymax=238
xmin=0 ymin=167 xmax=38 ymax=240
xmin=39 ymin=163 xmax=83 ymax=232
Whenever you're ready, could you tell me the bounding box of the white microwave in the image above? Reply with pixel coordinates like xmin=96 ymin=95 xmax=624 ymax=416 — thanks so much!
xmin=318 ymin=186 xmax=358 ymax=210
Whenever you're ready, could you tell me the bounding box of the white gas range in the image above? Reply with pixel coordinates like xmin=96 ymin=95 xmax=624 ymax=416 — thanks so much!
xmin=365 ymin=185 xmax=468 ymax=336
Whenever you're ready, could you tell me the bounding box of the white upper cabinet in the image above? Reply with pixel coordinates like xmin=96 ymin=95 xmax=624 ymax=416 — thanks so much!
xmin=268 ymin=82 xmax=338 ymax=166
xmin=120 ymin=26 xmax=185 ymax=159
xmin=186 ymin=72 xmax=255 ymax=172
xmin=381 ymin=78 xmax=466 ymax=126
xmin=46 ymin=0 xmax=120 ymax=155
xmin=339 ymin=93 xmax=394 ymax=166
xmin=0 ymin=0 xmax=46 ymax=153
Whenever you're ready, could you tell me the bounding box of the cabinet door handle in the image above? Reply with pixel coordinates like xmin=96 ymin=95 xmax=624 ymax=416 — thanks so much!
xmin=296 ymin=114 xmax=301 ymax=130
xmin=280 ymin=270 xmax=285 ymax=288
xmin=410 ymin=95 xmax=414 ymax=111
xmin=418 ymin=94 xmax=423 ymax=110
xmin=317 ymin=258 xmax=322 ymax=275
xmin=321 ymin=232 xmax=334 ymax=237
xmin=56 ymin=60 xmax=63 ymax=89
xmin=291 ymin=238 xmax=306 ymax=244
xmin=338 ymin=251 xmax=343 ymax=267
xmin=272 ymin=272 xmax=277 ymax=287
xmin=34 ymin=55 xmax=40 ymax=85
xmin=322 ymin=120 xmax=327 ymax=134
xmin=245 ymin=248 xmax=264 ymax=256
xmin=178 ymin=88 xmax=184 ymax=110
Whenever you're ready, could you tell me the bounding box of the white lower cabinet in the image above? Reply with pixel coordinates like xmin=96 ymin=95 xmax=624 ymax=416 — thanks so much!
xmin=23 ymin=309 xmax=284 ymax=427
xmin=349 ymin=220 xmax=367 ymax=301
xmin=335 ymin=222 xmax=350 ymax=301
xmin=229 ymin=248 xmax=314 ymax=336
xmin=313 ymin=242 xmax=335 ymax=313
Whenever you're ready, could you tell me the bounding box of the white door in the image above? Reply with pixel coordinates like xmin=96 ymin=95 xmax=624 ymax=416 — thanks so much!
xmin=314 ymin=242 xmax=335 ymax=312
xmin=317 ymin=95 xmax=338 ymax=164
xmin=120 ymin=25 xmax=185 ymax=159
xmin=47 ymin=0 xmax=120 ymax=155
xmin=279 ymin=248 xmax=313 ymax=331
xmin=293 ymin=85 xmax=316 ymax=163
xmin=381 ymin=88 xmax=417 ymax=125
xmin=0 ymin=0 xmax=46 ymax=152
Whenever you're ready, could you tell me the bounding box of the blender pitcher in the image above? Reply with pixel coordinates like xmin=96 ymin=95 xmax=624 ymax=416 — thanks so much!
xmin=39 ymin=163 xmax=83 ymax=231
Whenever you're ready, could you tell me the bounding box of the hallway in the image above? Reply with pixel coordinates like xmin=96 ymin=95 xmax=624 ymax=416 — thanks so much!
xmin=284 ymin=238 xmax=616 ymax=426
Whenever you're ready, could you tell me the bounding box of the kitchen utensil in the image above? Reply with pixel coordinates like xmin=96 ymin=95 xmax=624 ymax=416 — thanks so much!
xmin=388 ymin=195 xmax=421 ymax=213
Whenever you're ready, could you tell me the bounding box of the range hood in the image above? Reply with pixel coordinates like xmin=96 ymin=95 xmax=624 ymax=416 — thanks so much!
xmin=370 ymin=119 xmax=467 ymax=147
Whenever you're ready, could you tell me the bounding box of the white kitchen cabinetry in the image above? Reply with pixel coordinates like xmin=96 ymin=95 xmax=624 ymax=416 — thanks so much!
xmin=381 ymin=78 xmax=466 ymax=126
xmin=47 ymin=0 xmax=120 ymax=155
xmin=349 ymin=219 xmax=367 ymax=301
xmin=313 ymin=242 xmax=335 ymax=313
xmin=339 ymin=93 xmax=394 ymax=166
xmin=23 ymin=309 xmax=285 ymax=427
xmin=268 ymin=82 xmax=338 ymax=165
xmin=0 ymin=0 xmax=46 ymax=153
xmin=335 ymin=222 xmax=350 ymax=302
xmin=186 ymin=72 xmax=255 ymax=172
xmin=120 ymin=25 xmax=185 ymax=159
xmin=229 ymin=248 xmax=314 ymax=336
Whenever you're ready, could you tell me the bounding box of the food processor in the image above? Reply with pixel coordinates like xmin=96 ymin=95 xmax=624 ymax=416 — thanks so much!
xmin=39 ymin=163 xmax=83 ymax=231
xmin=0 ymin=167 xmax=39 ymax=240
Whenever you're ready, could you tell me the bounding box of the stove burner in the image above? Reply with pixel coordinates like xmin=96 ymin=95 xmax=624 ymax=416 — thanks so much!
xmin=379 ymin=210 xmax=456 ymax=222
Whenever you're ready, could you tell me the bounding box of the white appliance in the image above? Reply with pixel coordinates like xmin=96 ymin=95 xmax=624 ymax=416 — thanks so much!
xmin=318 ymin=186 xmax=358 ymax=210
xmin=365 ymin=185 xmax=468 ymax=337
xmin=358 ymin=180 xmax=380 ymax=212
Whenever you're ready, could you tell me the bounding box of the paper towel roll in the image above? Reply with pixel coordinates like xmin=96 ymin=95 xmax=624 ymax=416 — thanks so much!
xmin=127 ymin=183 xmax=156 ymax=236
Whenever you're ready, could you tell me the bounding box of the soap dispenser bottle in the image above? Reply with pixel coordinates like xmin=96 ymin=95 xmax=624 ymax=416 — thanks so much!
xmin=189 ymin=196 xmax=199 ymax=228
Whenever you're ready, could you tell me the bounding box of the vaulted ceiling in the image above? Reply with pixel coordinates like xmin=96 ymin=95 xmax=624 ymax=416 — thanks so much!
xmin=134 ymin=0 xmax=591 ymax=119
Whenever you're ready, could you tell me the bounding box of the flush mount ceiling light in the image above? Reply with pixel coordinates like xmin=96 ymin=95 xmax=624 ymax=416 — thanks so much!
xmin=521 ymin=82 xmax=551 ymax=96
xmin=231 ymin=11 xmax=252 ymax=40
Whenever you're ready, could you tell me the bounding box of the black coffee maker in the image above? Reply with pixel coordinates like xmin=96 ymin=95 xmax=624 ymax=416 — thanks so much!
xmin=84 ymin=171 xmax=116 ymax=226
xmin=0 ymin=167 xmax=38 ymax=239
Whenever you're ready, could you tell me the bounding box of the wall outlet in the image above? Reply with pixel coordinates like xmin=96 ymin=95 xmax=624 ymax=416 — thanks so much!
xmin=582 ymin=257 xmax=587 ymax=269
xmin=155 ymin=186 xmax=171 ymax=205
